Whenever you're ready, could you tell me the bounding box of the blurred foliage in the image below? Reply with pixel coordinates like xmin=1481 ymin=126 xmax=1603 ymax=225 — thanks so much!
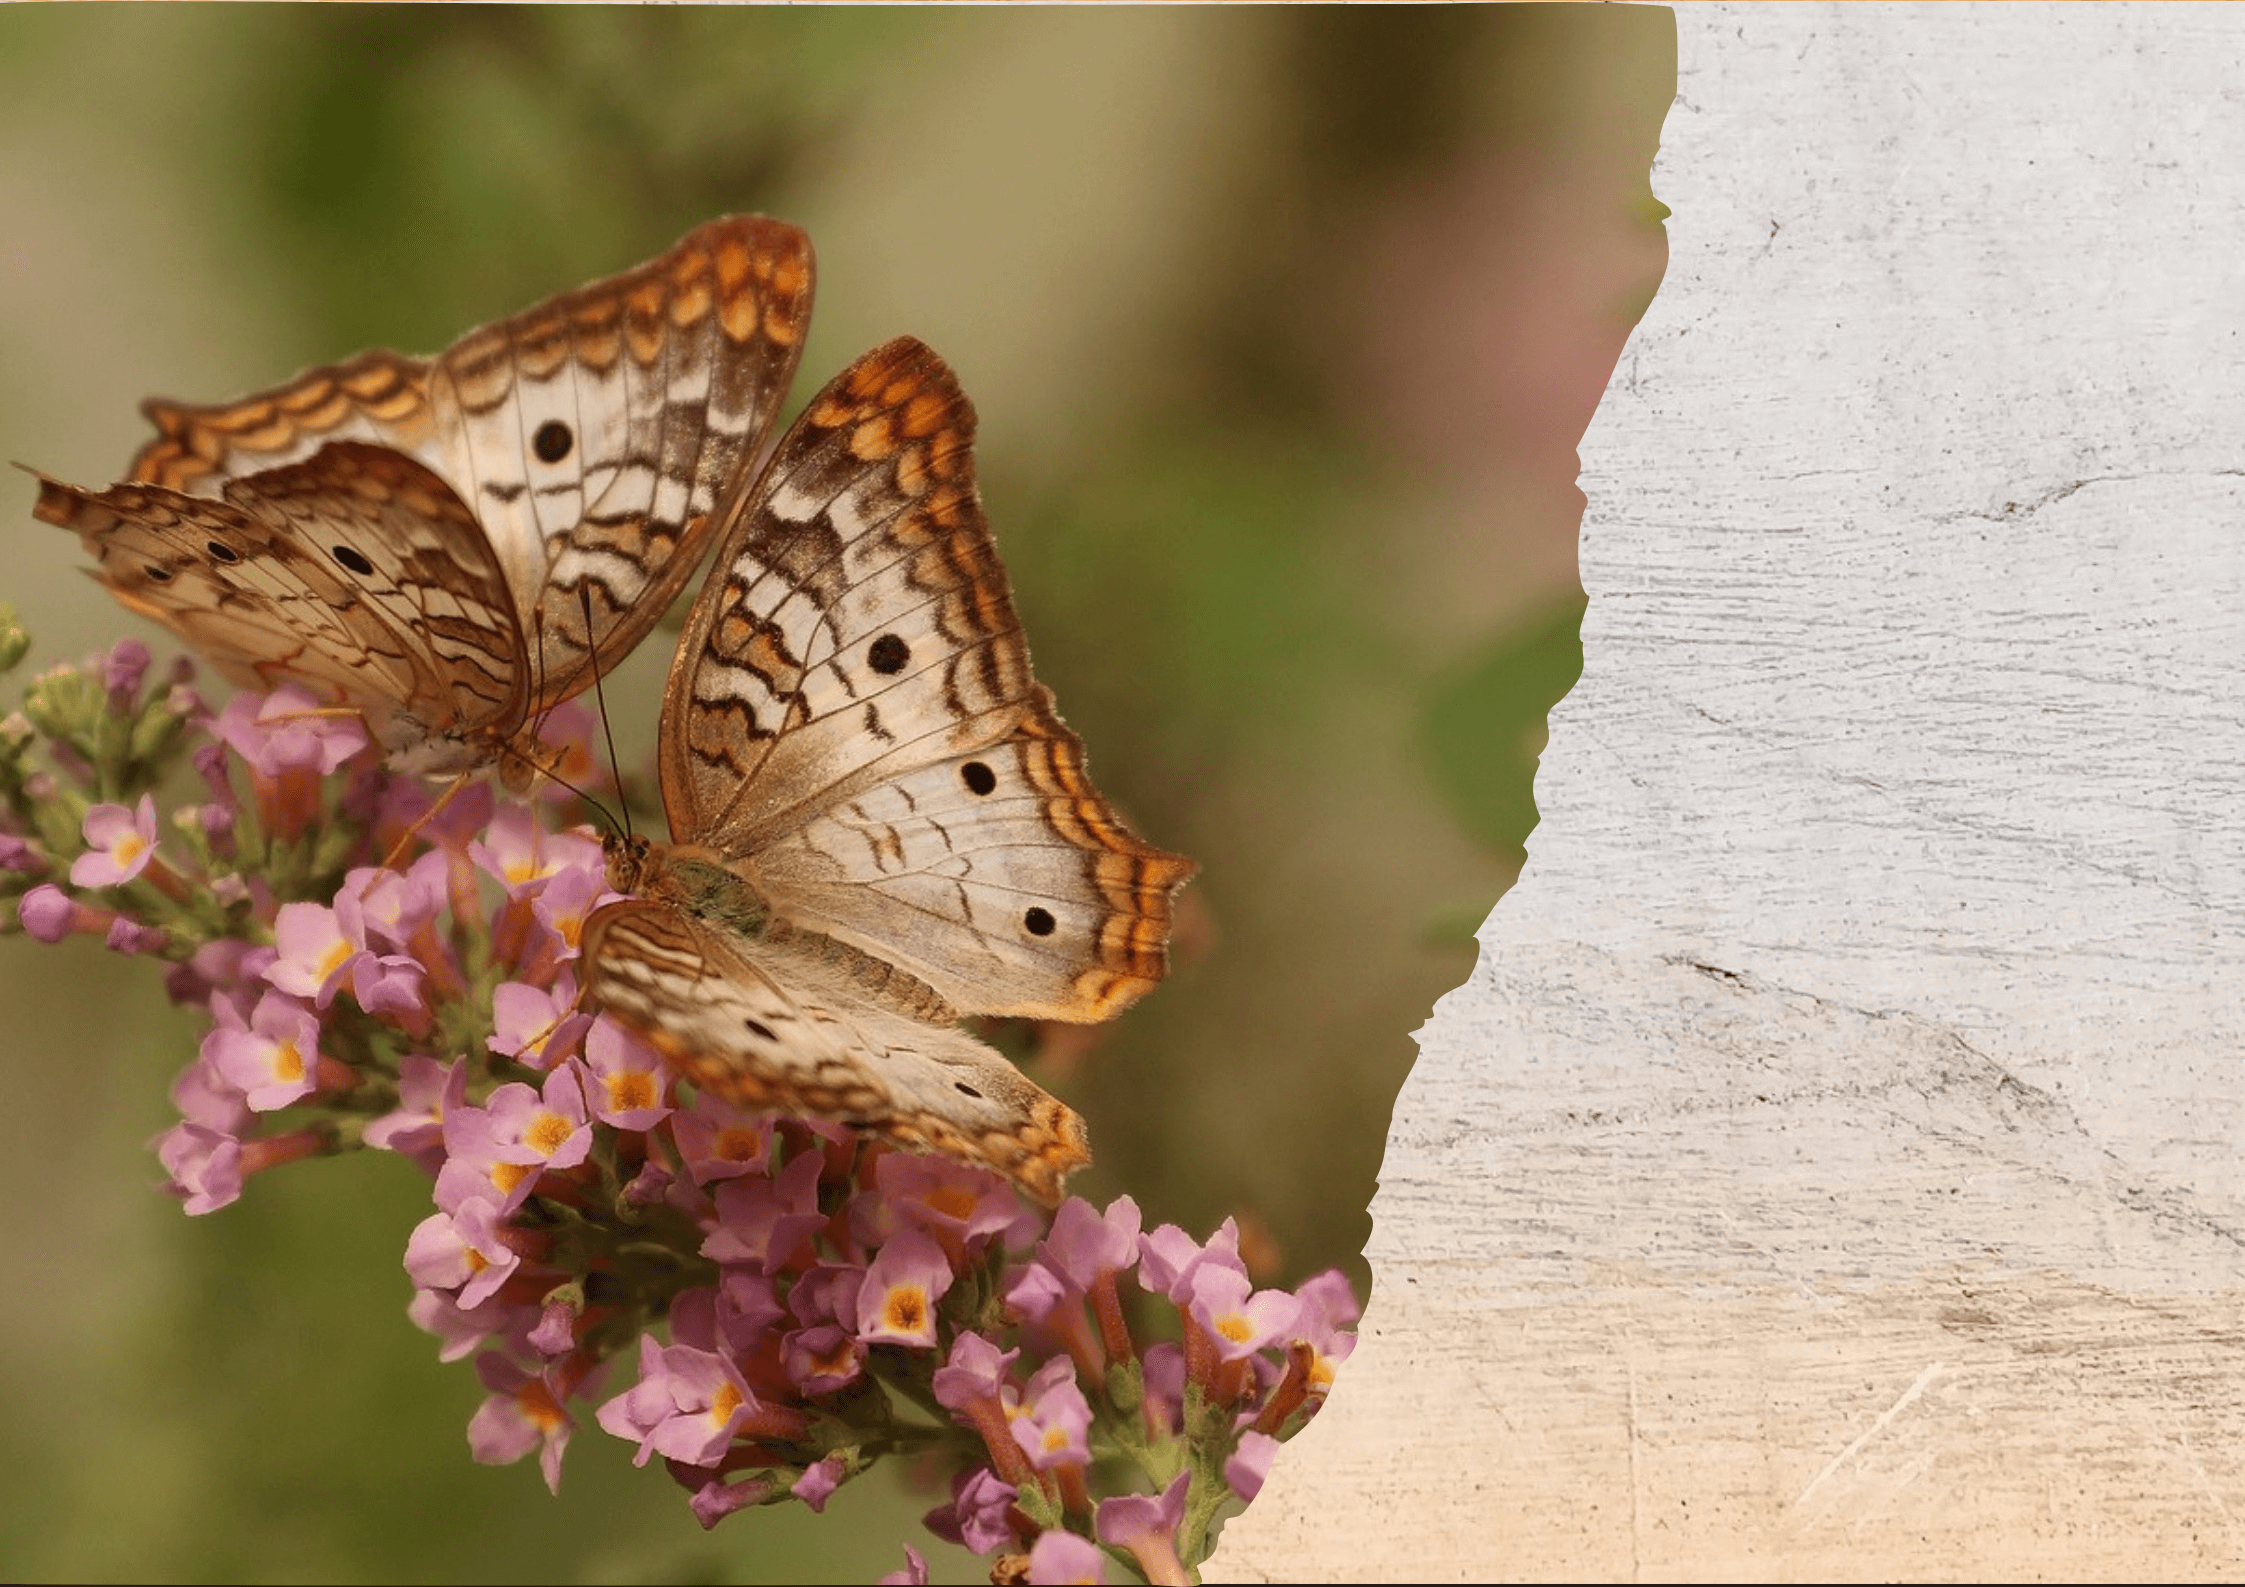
xmin=0 ymin=4 xmax=1672 ymax=1582
xmin=1422 ymin=592 xmax=1591 ymax=868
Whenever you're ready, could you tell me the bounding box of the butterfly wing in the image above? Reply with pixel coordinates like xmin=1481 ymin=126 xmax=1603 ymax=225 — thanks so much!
xmin=658 ymin=336 xmax=1194 ymax=1020
xmin=124 ymin=214 xmax=816 ymax=716
xmin=32 ymin=443 xmax=526 ymax=763
xmin=578 ymin=895 xmax=1091 ymax=1205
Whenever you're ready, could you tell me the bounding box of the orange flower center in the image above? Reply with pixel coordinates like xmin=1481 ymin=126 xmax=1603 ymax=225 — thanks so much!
xmin=607 ymin=1073 xmax=657 ymax=1112
xmin=525 ymin=1111 xmax=572 ymax=1157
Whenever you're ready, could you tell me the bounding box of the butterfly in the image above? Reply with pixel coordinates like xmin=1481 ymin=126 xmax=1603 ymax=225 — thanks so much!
xmin=29 ymin=214 xmax=815 ymax=787
xmin=576 ymin=336 xmax=1194 ymax=1205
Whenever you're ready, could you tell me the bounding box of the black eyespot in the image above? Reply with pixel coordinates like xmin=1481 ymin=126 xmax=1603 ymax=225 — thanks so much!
xmin=961 ymin=761 xmax=996 ymax=796
xmin=332 ymin=544 xmax=376 ymax=577
xmin=745 ymin=1018 xmax=776 ymax=1042
xmin=868 ymin=633 xmax=909 ymax=675
xmin=533 ymin=420 xmax=573 ymax=463
xmin=205 ymin=540 xmax=240 ymax=564
xmin=954 ymin=1082 xmax=984 ymax=1099
xmin=143 ymin=565 xmax=173 ymax=583
xmin=1024 ymin=907 xmax=1056 ymax=937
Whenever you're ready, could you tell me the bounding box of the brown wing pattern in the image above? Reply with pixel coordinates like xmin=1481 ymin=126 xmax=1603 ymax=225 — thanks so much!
xmin=578 ymin=893 xmax=1092 ymax=1205
xmin=80 ymin=215 xmax=815 ymax=738
xmin=32 ymin=444 xmax=524 ymax=763
xmin=428 ymin=215 xmax=814 ymax=710
xmin=658 ymin=336 xmax=1193 ymax=1019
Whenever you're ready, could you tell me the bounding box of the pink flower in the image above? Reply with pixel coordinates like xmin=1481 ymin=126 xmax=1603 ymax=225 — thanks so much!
xmin=470 ymin=803 xmax=603 ymax=895
xmin=1027 ymin=1530 xmax=1107 ymax=1585
xmin=70 ymin=795 xmax=159 ymax=887
xmin=0 ymin=832 xmax=46 ymax=875
xmin=1139 ymin=1343 xmax=1185 ymax=1438
xmin=1096 ymin=1471 xmax=1192 ymax=1587
xmin=1042 ymin=1195 xmax=1142 ymax=1292
xmin=203 ymin=988 xmax=324 ymax=1111
xmin=1139 ymin=1218 xmax=1246 ymax=1305
xmin=789 ymin=1452 xmax=850 ymax=1514
xmin=15 ymin=883 xmax=99 ymax=942
xmin=335 ymin=856 xmax=446 ymax=953
xmin=671 ymin=1101 xmax=773 ymax=1185
xmin=594 ymin=1336 xmax=805 ymax=1467
xmin=855 ymin=1227 xmax=955 ymax=1349
xmin=101 ymin=638 xmax=151 ymax=708
xmin=935 ymin=1332 xmax=1021 ymax=1414
xmin=868 ymin=1154 xmax=1022 ymax=1268
xmin=1225 ymin=1429 xmax=1280 ymax=1503
xmin=170 ymin=1051 xmax=251 ymax=1137
xmin=407 ymin=1287 xmax=527 ymax=1366
xmin=434 ymin=1098 xmax=554 ymax=1216
xmin=701 ymin=1151 xmax=827 ymax=1271
xmin=467 ymin=1352 xmax=575 ymax=1493
xmin=155 ymin=1121 xmax=244 ymax=1215
xmin=489 ymin=974 xmax=591 ymax=1072
xmin=405 ymin=1198 xmax=523 ymax=1309
xmin=104 ymin=917 xmax=168 ymax=955
xmin=263 ymin=901 xmax=365 ymax=1007
xmin=1008 ymin=1357 xmax=1093 ymax=1473
xmin=1184 ymin=1265 xmax=1300 ymax=1364
xmin=671 ymin=1269 xmax=788 ymax=1361
xmin=211 ymin=684 xmax=369 ymax=776
xmin=364 ymin=1055 xmax=467 ymax=1165
xmin=528 ymin=860 xmax=610 ymax=955
xmin=484 ymin=1067 xmax=593 ymax=1173
xmin=780 ymin=1324 xmax=866 ymax=1397
xmin=923 ymin=1466 xmax=1019 ymax=1555
xmin=787 ymin=1262 xmax=867 ymax=1331
xmin=577 ymin=1018 xmax=669 ymax=1129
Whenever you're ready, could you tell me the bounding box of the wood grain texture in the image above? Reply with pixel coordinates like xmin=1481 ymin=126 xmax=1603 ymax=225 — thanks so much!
xmin=1211 ymin=5 xmax=2245 ymax=1579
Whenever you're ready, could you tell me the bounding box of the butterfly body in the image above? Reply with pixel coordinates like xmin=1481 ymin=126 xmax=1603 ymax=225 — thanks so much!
xmin=33 ymin=215 xmax=817 ymax=785
xmin=579 ymin=337 xmax=1193 ymax=1204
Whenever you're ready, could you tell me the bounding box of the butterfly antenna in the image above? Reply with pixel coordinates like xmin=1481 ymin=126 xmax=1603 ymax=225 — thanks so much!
xmin=379 ymin=770 xmax=472 ymax=872
xmin=492 ymin=736 xmax=628 ymax=841
xmin=578 ymin=581 xmax=634 ymax=844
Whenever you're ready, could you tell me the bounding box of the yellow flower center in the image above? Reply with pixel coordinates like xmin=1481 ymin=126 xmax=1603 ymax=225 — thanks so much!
xmin=928 ymin=1186 xmax=978 ymax=1221
xmin=1217 ymin=1313 xmax=1256 ymax=1346
xmin=516 ymin=1379 xmax=564 ymax=1434
xmin=717 ymin=1127 xmax=761 ymax=1163
xmin=525 ymin=1111 xmax=572 ymax=1157
xmin=113 ymin=833 xmax=148 ymax=868
xmin=491 ymin=1162 xmax=532 ymax=1195
xmin=608 ymin=1073 xmax=657 ymax=1111
xmin=271 ymin=1037 xmax=304 ymax=1083
xmin=709 ymin=1381 xmax=743 ymax=1425
xmin=883 ymin=1287 xmax=929 ymax=1335
xmin=317 ymin=938 xmax=353 ymax=979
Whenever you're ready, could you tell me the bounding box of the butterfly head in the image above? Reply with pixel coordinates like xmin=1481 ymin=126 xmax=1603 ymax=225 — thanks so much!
xmin=603 ymin=830 xmax=654 ymax=895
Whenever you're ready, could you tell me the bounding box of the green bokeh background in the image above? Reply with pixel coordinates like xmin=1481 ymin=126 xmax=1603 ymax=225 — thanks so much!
xmin=0 ymin=6 xmax=1673 ymax=1582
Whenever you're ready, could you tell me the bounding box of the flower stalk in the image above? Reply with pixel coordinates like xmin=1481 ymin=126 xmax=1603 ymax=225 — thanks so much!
xmin=0 ymin=611 xmax=1358 ymax=1584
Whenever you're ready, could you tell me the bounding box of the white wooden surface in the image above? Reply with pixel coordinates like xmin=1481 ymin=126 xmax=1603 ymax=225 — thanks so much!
xmin=1212 ymin=5 xmax=2245 ymax=1579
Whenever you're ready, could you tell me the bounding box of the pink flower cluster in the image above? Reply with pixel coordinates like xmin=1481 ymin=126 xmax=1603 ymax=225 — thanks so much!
xmin=0 ymin=652 xmax=1359 ymax=1582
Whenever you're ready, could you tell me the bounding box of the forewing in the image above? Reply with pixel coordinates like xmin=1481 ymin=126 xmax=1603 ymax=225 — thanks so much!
xmin=578 ymin=897 xmax=1091 ymax=1204
xmin=428 ymin=214 xmax=814 ymax=710
xmin=126 ymin=215 xmax=816 ymax=714
xmin=32 ymin=442 xmax=524 ymax=758
xmin=660 ymin=337 xmax=1193 ymax=1019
